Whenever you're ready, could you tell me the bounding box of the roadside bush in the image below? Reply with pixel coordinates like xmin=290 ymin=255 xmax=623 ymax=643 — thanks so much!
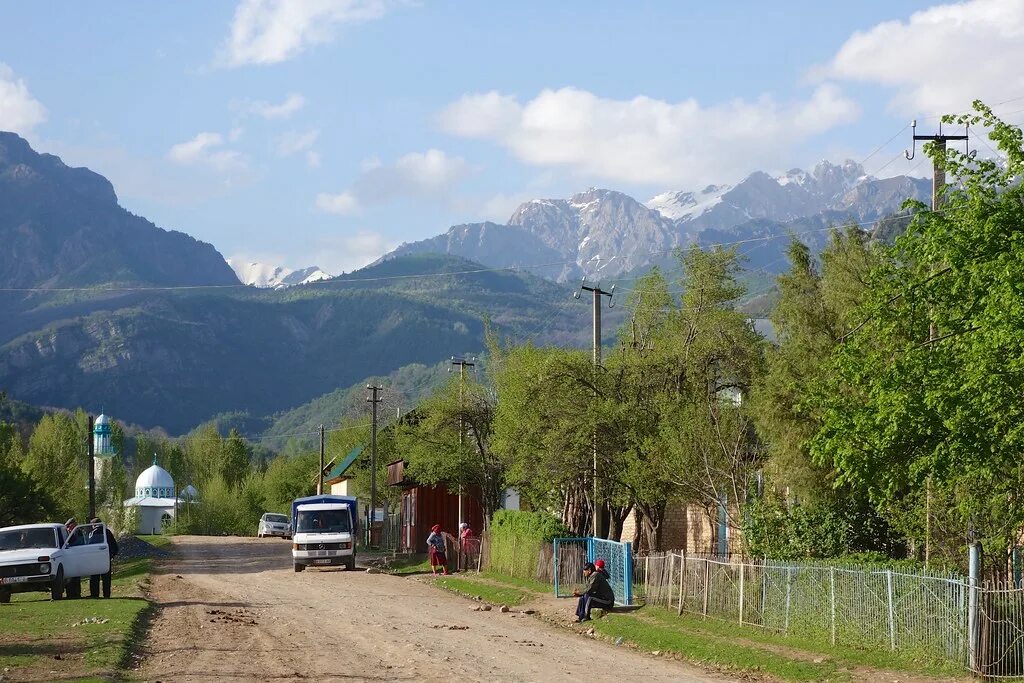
xmin=485 ymin=510 xmax=568 ymax=580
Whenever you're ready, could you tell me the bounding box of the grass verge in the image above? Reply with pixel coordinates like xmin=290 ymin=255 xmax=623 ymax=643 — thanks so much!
xmin=434 ymin=576 xmax=530 ymax=606
xmin=383 ymin=554 xmax=432 ymax=575
xmin=0 ymin=538 xmax=162 ymax=681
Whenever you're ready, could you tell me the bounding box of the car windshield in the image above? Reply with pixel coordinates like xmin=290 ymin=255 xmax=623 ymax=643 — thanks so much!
xmin=0 ymin=528 xmax=57 ymax=551
xmin=296 ymin=510 xmax=350 ymax=534
xmin=265 ymin=514 xmax=288 ymax=524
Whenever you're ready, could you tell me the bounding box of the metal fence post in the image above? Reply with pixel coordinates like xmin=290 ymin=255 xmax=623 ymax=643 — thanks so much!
xmin=553 ymin=539 xmax=560 ymax=597
xmin=678 ymin=553 xmax=685 ymax=615
xmin=785 ymin=567 xmax=792 ymax=632
xmin=886 ymin=569 xmax=896 ymax=650
xmin=645 ymin=554 xmax=650 ymax=599
xmin=623 ymin=541 xmax=634 ymax=606
xmin=702 ymin=559 xmax=711 ymax=616
xmin=830 ymin=566 xmax=836 ymax=646
xmin=669 ymin=552 xmax=676 ymax=607
xmin=969 ymin=542 xmax=981 ymax=672
xmin=739 ymin=561 xmax=745 ymax=625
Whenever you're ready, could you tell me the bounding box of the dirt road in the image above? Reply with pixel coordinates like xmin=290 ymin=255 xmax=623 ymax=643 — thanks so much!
xmin=135 ymin=536 xmax=724 ymax=682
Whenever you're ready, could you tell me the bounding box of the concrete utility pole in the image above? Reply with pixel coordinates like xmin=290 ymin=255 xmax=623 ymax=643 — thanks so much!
xmin=317 ymin=424 xmax=325 ymax=495
xmin=450 ymin=357 xmax=476 ymax=527
xmin=906 ymin=120 xmax=969 ymax=567
xmin=87 ymin=415 xmax=95 ymax=519
xmin=367 ymin=385 xmax=382 ymax=547
xmin=575 ymin=279 xmax=614 ymax=537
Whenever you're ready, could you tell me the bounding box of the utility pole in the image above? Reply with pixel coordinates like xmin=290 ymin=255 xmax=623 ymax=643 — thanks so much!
xmin=87 ymin=415 xmax=95 ymax=519
xmin=906 ymin=120 xmax=969 ymax=567
xmin=317 ymin=424 xmax=325 ymax=495
xmin=450 ymin=357 xmax=476 ymax=527
xmin=575 ymin=279 xmax=614 ymax=537
xmin=367 ymin=385 xmax=382 ymax=547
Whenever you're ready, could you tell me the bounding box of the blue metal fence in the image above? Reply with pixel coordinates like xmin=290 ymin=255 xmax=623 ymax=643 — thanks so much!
xmin=553 ymin=537 xmax=633 ymax=606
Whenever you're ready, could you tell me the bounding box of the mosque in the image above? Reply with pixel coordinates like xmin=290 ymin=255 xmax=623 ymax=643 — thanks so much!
xmin=92 ymin=413 xmax=197 ymax=534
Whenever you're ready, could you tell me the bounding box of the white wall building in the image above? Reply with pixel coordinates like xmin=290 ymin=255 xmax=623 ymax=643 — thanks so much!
xmin=123 ymin=457 xmax=195 ymax=534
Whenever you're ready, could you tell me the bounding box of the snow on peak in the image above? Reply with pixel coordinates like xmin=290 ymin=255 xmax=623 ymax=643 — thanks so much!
xmin=227 ymin=259 xmax=332 ymax=289
xmin=647 ymin=184 xmax=731 ymax=221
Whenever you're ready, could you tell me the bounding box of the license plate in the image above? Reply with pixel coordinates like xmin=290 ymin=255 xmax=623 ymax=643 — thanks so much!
xmin=312 ymin=559 xmax=332 ymax=565
xmin=0 ymin=576 xmax=32 ymax=584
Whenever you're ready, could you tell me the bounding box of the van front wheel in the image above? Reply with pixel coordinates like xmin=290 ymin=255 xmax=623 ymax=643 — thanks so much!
xmin=294 ymin=563 xmax=304 ymax=572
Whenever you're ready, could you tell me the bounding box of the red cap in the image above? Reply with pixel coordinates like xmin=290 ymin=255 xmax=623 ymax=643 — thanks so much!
xmin=595 ymin=559 xmax=605 ymax=569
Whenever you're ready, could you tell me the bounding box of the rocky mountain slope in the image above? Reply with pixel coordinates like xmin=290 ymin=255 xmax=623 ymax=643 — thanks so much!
xmin=0 ymin=254 xmax=585 ymax=432
xmin=384 ymin=161 xmax=929 ymax=281
xmin=0 ymin=132 xmax=238 ymax=289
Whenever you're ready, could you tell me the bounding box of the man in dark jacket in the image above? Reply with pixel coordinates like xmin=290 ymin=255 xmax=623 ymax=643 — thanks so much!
xmin=572 ymin=561 xmax=615 ymax=622
xmin=87 ymin=518 xmax=119 ymax=599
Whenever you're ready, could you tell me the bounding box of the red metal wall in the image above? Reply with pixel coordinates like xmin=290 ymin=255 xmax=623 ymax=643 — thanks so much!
xmin=399 ymin=484 xmax=484 ymax=553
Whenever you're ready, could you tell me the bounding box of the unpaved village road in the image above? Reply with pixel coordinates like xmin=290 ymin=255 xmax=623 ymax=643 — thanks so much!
xmin=135 ymin=536 xmax=724 ymax=682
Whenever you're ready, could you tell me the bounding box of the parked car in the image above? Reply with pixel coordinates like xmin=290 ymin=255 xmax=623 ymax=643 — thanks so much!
xmin=257 ymin=512 xmax=291 ymax=539
xmin=0 ymin=522 xmax=111 ymax=603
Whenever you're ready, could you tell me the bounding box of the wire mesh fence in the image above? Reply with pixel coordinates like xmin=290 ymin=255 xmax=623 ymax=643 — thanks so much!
xmin=636 ymin=552 xmax=973 ymax=670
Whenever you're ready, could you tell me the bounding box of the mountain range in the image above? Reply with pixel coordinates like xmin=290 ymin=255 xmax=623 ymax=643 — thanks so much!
xmin=383 ymin=160 xmax=929 ymax=281
xmin=0 ymin=132 xmax=238 ymax=289
xmin=0 ymin=132 xmax=928 ymax=436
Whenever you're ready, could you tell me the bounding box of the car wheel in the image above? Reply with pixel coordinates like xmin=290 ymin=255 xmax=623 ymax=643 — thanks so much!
xmin=294 ymin=563 xmax=305 ymax=572
xmin=0 ymin=589 xmax=11 ymax=604
xmin=51 ymin=566 xmax=64 ymax=601
xmin=345 ymin=558 xmax=356 ymax=571
xmin=66 ymin=578 xmax=82 ymax=599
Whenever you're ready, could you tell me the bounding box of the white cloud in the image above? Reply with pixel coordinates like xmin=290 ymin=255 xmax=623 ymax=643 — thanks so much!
xmin=314 ymin=230 xmax=396 ymax=273
xmin=0 ymin=63 xmax=47 ymax=136
xmin=276 ymin=128 xmax=319 ymax=156
xmin=438 ymin=86 xmax=859 ymax=188
xmin=219 ymin=0 xmax=392 ymax=67
xmin=316 ymin=189 xmax=359 ymax=214
xmin=245 ymin=92 xmax=306 ymax=119
xmin=316 ymin=149 xmax=469 ymax=213
xmin=167 ymin=132 xmax=247 ymax=173
xmin=478 ymin=192 xmax=535 ymax=223
xmin=819 ymin=0 xmax=1024 ymax=115
xmin=305 ymin=150 xmax=321 ymax=167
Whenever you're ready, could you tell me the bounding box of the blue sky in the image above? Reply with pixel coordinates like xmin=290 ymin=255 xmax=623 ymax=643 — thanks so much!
xmin=2 ymin=0 xmax=1020 ymax=273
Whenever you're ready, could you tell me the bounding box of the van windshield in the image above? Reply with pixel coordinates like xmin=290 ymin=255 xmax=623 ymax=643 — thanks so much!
xmin=296 ymin=509 xmax=350 ymax=534
xmin=264 ymin=514 xmax=288 ymax=524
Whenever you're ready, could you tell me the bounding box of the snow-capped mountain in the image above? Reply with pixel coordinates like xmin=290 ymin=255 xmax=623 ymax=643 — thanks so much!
xmin=380 ymin=160 xmax=929 ymax=282
xmin=227 ymin=260 xmax=332 ymax=288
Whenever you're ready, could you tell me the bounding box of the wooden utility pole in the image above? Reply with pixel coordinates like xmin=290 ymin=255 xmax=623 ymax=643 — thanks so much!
xmin=87 ymin=415 xmax=95 ymax=519
xmin=450 ymin=357 xmax=476 ymax=527
xmin=367 ymin=385 xmax=382 ymax=547
xmin=317 ymin=424 xmax=325 ymax=495
xmin=575 ymin=279 xmax=614 ymax=537
xmin=906 ymin=120 xmax=969 ymax=566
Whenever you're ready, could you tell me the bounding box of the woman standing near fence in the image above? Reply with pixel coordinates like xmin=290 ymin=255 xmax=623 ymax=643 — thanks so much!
xmin=427 ymin=524 xmax=449 ymax=576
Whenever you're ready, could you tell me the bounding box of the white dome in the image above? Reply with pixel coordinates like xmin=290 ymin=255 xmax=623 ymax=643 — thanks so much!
xmin=95 ymin=413 xmax=111 ymax=426
xmin=135 ymin=462 xmax=175 ymax=498
xmin=181 ymin=484 xmax=198 ymax=500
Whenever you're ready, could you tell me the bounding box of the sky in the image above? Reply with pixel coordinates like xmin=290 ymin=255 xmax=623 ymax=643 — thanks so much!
xmin=2 ymin=0 xmax=1023 ymax=274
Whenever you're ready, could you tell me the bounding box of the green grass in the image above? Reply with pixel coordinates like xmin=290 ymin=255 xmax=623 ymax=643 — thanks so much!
xmin=478 ymin=570 xmax=550 ymax=594
xmin=590 ymin=611 xmax=846 ymax=682
xmin=638 ymin=607 xmax=962 ymax=678
xmin=434 ymin=576 xmax=531 ymax=606
xmin=0 ymin=539 xmax=159 ymax=681
xmin=136 ymin=534 xmax=173 ymax=550
xmin=384 ymin=554 xmax=432 ymax=575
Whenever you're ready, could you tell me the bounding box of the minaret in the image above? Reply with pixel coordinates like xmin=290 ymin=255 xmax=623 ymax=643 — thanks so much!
xmin=92 ymin=413 xmax=117 ymax=485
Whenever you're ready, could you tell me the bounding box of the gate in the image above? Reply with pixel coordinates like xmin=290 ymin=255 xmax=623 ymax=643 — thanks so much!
xmin=553 ymin=537 xmax=634 ymax=606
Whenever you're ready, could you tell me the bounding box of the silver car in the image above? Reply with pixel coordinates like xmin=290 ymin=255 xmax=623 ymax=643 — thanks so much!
xmin=257 ymin=513 xmax=291 ymax=539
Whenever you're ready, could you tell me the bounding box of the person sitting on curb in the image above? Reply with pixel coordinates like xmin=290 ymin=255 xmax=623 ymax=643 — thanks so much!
xmin=572 ymin=561 xmax=615 ymax=622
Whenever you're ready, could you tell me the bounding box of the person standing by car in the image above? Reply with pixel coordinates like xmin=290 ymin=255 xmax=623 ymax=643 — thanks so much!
xmin=87 ymin=518 xmax=118 ymax=598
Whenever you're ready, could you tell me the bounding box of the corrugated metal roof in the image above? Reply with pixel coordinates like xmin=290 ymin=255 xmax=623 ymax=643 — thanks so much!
xmin=326 ymin=445 xmax=363 ymax=482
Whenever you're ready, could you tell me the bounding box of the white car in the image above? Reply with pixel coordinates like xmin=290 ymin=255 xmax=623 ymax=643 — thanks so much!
xmin=0 ymin=522 xmax=112 ymax=602
xmin=257 ymin=513 xmax=291 ymax=539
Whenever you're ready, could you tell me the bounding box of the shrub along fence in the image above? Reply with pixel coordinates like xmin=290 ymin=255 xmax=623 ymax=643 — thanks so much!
xmin=478 ymin=510 xmax=566 ymax=582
